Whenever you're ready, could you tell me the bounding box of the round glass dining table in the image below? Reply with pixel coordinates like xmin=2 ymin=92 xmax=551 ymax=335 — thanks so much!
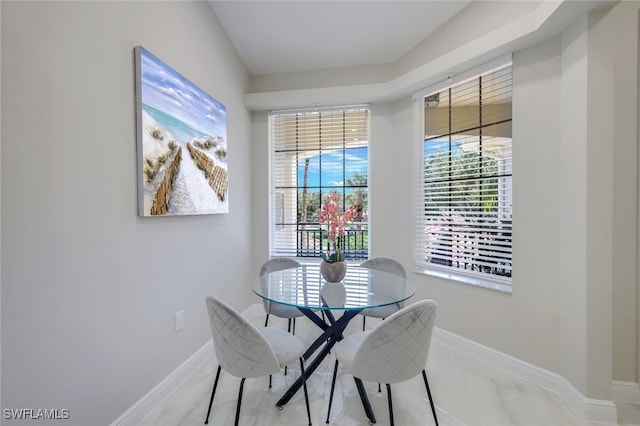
xmin=251 ymin=264 xmax=416 ymax=422
xmin=252 ymin=263 xmax=415 ymax=311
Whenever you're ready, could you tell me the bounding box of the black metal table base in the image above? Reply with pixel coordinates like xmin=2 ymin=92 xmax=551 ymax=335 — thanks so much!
xmin=274 ymin=307 xmax=376 ymax=423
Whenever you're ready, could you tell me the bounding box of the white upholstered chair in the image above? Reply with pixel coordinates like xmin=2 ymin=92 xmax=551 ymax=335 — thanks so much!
xmin=358 ymin=257 xmax=407 ymax=331
xmin=325 ymin=299 xmax=438 ymax=426
xmin=204 ymin=295 xmax=312 ymax=426
xmin=260 ymin=258 xmax=305 ymax=334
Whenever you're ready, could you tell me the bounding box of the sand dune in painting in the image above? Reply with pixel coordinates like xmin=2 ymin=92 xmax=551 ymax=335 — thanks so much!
xmin=141 ymin=110 xmax=228 ymax=216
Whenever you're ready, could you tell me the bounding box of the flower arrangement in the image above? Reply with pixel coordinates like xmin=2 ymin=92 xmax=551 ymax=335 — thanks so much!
xmin=318 ymin=193 xmax=357 ymax=263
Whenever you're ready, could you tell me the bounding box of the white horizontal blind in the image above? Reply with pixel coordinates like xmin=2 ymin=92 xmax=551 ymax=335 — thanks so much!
xmin=269 ymin=106 xmax=370 ymax=260
xmin=416 ymin=65 xmax=513 ymax=283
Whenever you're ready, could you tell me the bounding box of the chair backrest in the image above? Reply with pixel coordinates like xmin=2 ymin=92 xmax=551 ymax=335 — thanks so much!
xmin=360 ymin=257 xmax=406 ymax=279
xmin=351 ymin=299 xmax=437 ymax=384
xmin=259 ymin=258 xmax=301 ymax=314
xmin=205 ymin=295 xmax=280 ymax=378
xmin=260 ymin=258 xmax=301 ymax=276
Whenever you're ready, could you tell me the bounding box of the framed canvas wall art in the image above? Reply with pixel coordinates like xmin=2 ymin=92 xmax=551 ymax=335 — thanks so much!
xmin=134 ymin=46 xmax=228 ymax=216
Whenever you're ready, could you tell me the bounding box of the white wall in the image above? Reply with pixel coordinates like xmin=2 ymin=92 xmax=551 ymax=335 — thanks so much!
xmin=388 ymin=36 xmax=569 ymax=375
xmin=1 ymin=1 xmax=3 ymax=418
xmin=1 ymin=1 xmax=253 ymax=424
xmin=607 ymin=0 xmax=640 ymax=383
xmin=396 ymin=0 xmax=540 ymax=74
xmin=369 ymin=100 xmax=414 ymax=262
xmin=559 ymin=13 xmax=591 ymax=395
xmin=251 ymin=110 xmax=270 ymax=271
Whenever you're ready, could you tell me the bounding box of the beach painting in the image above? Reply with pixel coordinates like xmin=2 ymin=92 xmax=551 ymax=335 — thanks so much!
xmin=134 ymin=46 xmax=228 ymax=216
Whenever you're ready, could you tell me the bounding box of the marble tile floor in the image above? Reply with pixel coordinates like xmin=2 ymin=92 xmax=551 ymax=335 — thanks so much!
xmin=618 ymin=403 xmax=640 ymax=426
xmin=140 ymin=311 xmax=637 ymax=426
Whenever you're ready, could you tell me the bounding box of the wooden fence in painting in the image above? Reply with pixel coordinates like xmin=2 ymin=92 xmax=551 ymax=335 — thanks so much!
xmin=150 ymin=147 xmax=182 ymax=215
xmin=187 ymin=143 xmax=228 ymax=202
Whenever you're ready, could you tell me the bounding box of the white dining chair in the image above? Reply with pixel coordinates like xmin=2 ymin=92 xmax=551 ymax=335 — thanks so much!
xmin=260 ymin=258 xmax=305 ymax=334
xmin=325 ymin=299 xmax=438 ymax=426
xmin=358 ymin=257 xmax=407 ymax=331
xmin=204 ymin=295 xmax=312 ymax=426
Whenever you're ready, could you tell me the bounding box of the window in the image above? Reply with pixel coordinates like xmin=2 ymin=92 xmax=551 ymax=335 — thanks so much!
xmin=415 ymin=63 xmax=512 ymax=288
xmin=269 ymin=106 xmax=370 ymax=261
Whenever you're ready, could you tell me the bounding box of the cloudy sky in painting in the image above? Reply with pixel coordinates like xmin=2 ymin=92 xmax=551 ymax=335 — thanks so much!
xmin=138 ymin=47 xmax=226 ymax=138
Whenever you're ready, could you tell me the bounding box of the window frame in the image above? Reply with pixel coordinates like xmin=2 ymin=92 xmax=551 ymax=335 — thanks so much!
xmin=413 ymin=56 xmax=513 ymax=293
xmin=268 ymin=105 xmax=371 ymax=263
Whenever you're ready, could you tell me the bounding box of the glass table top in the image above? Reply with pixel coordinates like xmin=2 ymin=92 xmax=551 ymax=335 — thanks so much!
xmin=252 ymin=264 xmax=415 ymax=310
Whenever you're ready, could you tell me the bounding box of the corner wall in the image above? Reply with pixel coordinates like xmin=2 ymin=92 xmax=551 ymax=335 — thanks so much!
xmin=1 ymin=2 xmax=253 ymax=424
xmin=609 ymin=2 xmax=640 ymax=385
xmin=375 ymin=3 xmax=640 ymax=406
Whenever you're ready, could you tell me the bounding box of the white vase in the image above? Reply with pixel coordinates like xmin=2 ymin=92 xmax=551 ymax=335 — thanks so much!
xmin=321 ymin=281 xmax=347 ymax=307
xmin=320 ymin=260 xmax=347 ymax=283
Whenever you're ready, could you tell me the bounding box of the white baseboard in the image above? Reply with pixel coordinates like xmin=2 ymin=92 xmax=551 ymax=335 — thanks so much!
xmin=110 ymin=340 xmax=214 ymax=426
xmin=110 ymin=305 xmax=262 ymax=426
xmin=612 ymin=380 xmax=640 ymax=404
xmin=433 ymin=327 xmax=618 ymax=425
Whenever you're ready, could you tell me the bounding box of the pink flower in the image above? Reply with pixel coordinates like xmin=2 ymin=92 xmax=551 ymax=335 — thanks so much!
xmin=318 ymin=193 xmax=357 ymax=258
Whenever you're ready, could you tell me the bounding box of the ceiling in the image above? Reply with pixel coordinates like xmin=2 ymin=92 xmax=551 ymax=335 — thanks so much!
xmin=208 ymin=1 xmax=472 ymax=76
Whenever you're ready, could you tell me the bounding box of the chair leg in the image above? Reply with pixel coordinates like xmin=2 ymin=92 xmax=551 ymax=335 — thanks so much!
xmin=269 ymin=374 xmax=272 ymax=388
xmin=362 ymin=315 xmax=366 ymax=331
xmin=265 ymin=313 xmax=270 ymax=327
xmin=204 ymin=365 xmax=222 ymax=424
xmin=234 ymin=378 xmax=246 ymax=426
xmin=283 ymin=318 xmax=292 ymax=377
xmin=386 ymin=384 xmax=394 ymax=426
xmin=422 ymin=370 xmax=438 ymax=426
xmin=326 ymin=360 xmax=339 ymax=424
xmin=300 ymin=358 xmax=312 ymax=426
xmin=354 ymin=378 xmax=376 ymax=424
xmin=293 ymin=317 xmax=297 ymax=335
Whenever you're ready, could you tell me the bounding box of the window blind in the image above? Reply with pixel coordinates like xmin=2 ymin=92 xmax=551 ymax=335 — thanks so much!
xmin=269 ymin=106 xmax=370 ymax=260
xmin=416 ymin=65 xmax=513 ymax=284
